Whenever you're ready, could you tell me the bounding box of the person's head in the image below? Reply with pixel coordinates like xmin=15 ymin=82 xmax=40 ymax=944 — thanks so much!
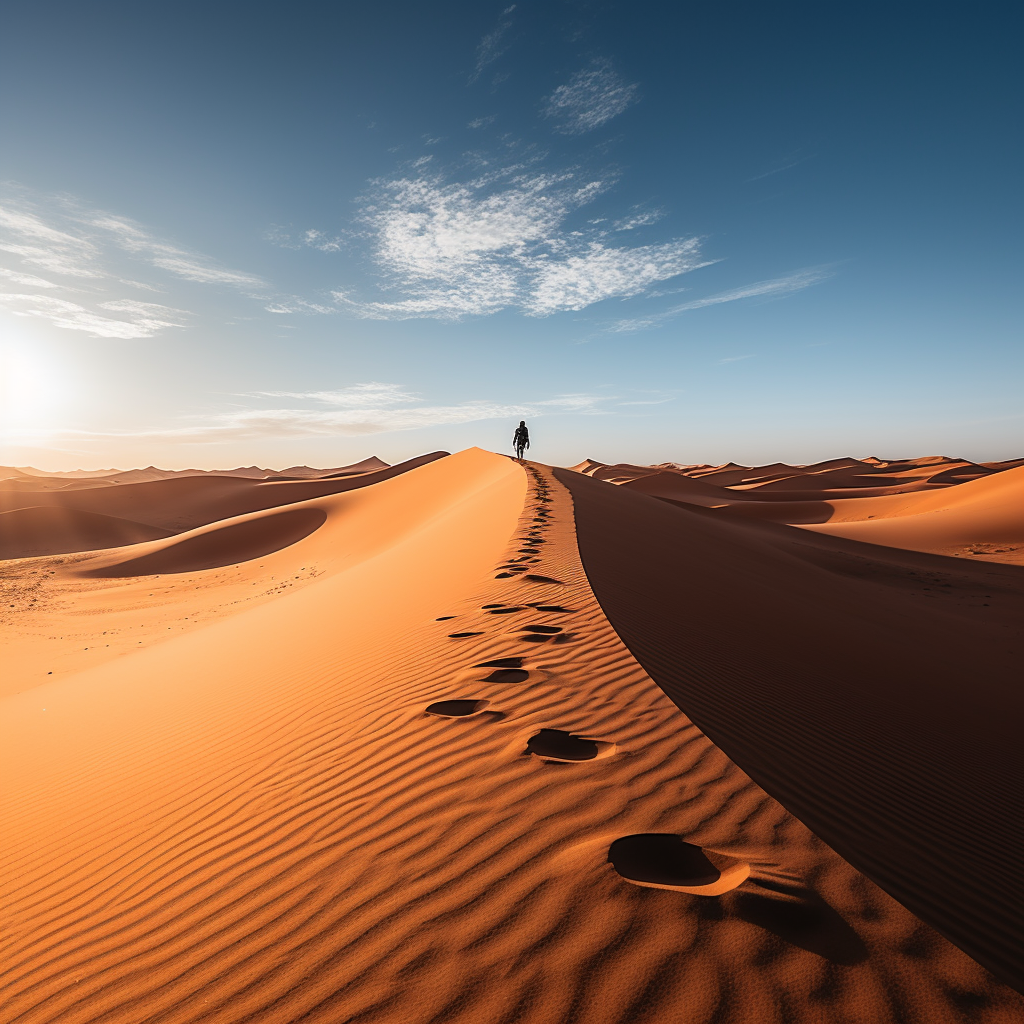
xmin=519 ymin=420 xmax=525 ymax=426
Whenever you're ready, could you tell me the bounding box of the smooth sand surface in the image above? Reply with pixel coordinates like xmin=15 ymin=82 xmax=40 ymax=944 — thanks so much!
xmin=2 ymin=449 xmax=1022 ymax=1023
xmin=0 ymin=506 xmax=173 ymax=560
xmin=802 ymin=464 xmax=1024 ymax=561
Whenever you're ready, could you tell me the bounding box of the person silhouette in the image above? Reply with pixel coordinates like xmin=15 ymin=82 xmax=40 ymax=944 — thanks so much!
xmin=513 ymin=420 xmax=530 ymax=460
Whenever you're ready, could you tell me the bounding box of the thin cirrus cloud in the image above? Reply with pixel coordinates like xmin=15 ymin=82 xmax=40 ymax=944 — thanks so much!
xmin=0 ymin=192 xmax=266 ymax=339
xmin=32 ymin=385 xmax=608 ymax=445
xmin=542 ymin=61 xmax=639 ymax=135
xmin=3 ymin=293 xmax=188 ymax=340
xmin=606 ymin=267 xmax=834 ymax=333
xmin=470 ymin=5 xmax=517 ymax=84
xmin=336 ymin=171 xmax=709 ymax=320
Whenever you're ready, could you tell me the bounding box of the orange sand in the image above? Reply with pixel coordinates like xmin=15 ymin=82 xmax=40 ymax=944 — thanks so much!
xmin=2 ymin=449 xmax=1022 ymax=1023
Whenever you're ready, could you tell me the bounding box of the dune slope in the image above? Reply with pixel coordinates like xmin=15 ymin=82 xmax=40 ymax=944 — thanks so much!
xmin=0 ymin=452 xmax=448 ymax=539
xmin=557 ymin=466 xmax=1024 ymax=993
xmin=0 ymin=506 xmax=172 ymax=560
xmin=2 ymin=452 xmax=1021 ymax=1022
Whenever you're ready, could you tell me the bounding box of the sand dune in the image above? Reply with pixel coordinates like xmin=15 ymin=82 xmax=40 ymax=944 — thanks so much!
xmin=0 ymin=452 xmax=448 ymax=535
xmin=2 ymin=449 xmax=1022 ymax=1023
xmin=0 ymin=506 xmax=173 ymax=560
xmin=802 ymin=464 xmax=1024 ymax=560
xmin=708 ymin=462 xmax=1024 ymax=563
xmin=83 ymin=506 xmax=328 ymax=577
xmin=0 ymin=456 xmax=394 ymax=487
xmin=558 ymin=465 xmax=1024 ymax=994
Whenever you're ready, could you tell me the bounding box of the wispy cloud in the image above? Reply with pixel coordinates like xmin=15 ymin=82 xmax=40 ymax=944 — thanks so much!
xmin=0 ymin=266 xmax=59 ymax=288
xmin=340 ymin=170 xmax=705 ymax=320
xmin=89 ymin=215 xmax=264 ymax=287
xmin=266 ymin=226 xmax=343 ymax=252
xmin=0 ymin=190 xmax=267 ymax=340
xmin=543 ymin=61 xmax=639 ymax=135
xmin=0 ymin=206 xmax=102 ymax=278
xmin=467 ymin=115 xmax=496 ymax=129
xmin=470 ymin=5 xmax=517 ymax=83
xmin=1 ymin=294 xmax=187 ymax=339
xmin=747 ymin=147 xmax=815 ymax=182
xmin=247 ymin=382 xmax=413 ymax=407
xmin=27 ymin=383 xmax=606 ymax=445
xmin=263 ymin=297 xmax=337 ymax=315
xmin=719 ymin=354 xmax=754 ymax=363
xmin=527 ymin=239 xmax=709 ymax=315
xmin=613 ymin=208 xmax=663 ymax=231
xmin=606 ymin=267 xmax=834 ymax=333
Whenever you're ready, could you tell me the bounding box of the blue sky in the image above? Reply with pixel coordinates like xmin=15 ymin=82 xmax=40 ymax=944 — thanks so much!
xmin=1 ymin=1 xmax=1020 ymax=469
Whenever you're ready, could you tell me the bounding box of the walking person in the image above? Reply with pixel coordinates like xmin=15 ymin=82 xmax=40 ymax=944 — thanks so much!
xmin=513 ymin=420 xmax=530 ymax=460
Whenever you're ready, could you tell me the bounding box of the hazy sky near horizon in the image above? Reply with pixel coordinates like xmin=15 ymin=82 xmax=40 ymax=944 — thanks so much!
xmin=1 ymin=1 xmax=1021 ymax=470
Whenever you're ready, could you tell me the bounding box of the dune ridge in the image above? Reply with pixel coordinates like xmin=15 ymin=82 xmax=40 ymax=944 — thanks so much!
xmin=2 ymin=450 xmax=1022 ymax=1022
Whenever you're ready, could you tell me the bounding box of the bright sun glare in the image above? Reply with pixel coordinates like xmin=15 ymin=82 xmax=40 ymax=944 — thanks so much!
xmin=0 ymin=342 xmax=69 ymax=433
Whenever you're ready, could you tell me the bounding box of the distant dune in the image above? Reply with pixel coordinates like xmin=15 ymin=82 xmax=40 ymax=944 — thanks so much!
xmin=0 ymin=506 xmax=173 ymax=559
xmin=2 ymin=449 xmax=1022 ymax=1023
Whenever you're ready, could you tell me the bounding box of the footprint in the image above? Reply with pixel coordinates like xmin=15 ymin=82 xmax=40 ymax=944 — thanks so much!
xmin=435 ymin=616 xmax=456 ymax=621
xmin=519 ymin=624 xmax=562 ymax=634
xmin=608 ymin=835 xmax=750 ymax=895
xmin=426 ymin=699 xmax=491 ymax=717
xmin=523 ymin=574 xmax=566 ymax=585
xmin=483 ymin=669 xmax=530 ymax=683
xmin=526 ymin=729 xmax=614 ymax=761
xmin=476 ymin=657 xmax=523 ymax=668
xmin=488 ymin=607 xmax=524 ymax=615
xmin=448 ymin=632 xmax=484 ymax=638
xmin=527 ymin=604 xmax=575 ymax=613
xmin=495 ymin=573 xmax=515 ymax=579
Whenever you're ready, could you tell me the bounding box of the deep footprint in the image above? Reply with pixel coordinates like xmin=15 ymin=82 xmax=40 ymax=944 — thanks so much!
xmin=526 ymin=729 xmax=599 ymax=761
xmin=425 ymin=699 xmax=490 ymax=717
xmin=520 ymin=624 xmax=563 ymax=634
xmin=608 ymin=834 xmax=750 ymax=895
xmin=448 ymin=632 xmax=484 ymax=638
xmin=483 ymin=669 xmax=530 ymax=683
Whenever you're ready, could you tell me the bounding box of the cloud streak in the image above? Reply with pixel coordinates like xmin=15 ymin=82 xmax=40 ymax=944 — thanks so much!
xmin=606 ymin=267 xmax=833 ymax=332
xmin=26 ymin=384 xmax=607 ymax=445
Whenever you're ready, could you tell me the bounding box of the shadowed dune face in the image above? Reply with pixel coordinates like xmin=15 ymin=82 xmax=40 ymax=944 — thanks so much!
xmin=0 ymin=506 xmax=172 ymax=559
xmin=556 ymin=465 xmax=1024 ymax=993
xmin=82 ymin=507 xmax=328 ymax=577
xmin=581 ymin=455 xmax=1024 ymax=564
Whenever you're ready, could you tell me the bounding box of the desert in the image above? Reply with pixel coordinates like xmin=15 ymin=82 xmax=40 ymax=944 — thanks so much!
xmin=2 ymin=449 xmax=1023 ymax=1023
xmin=2 ymin=3 xmax=1021 ymax=1020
